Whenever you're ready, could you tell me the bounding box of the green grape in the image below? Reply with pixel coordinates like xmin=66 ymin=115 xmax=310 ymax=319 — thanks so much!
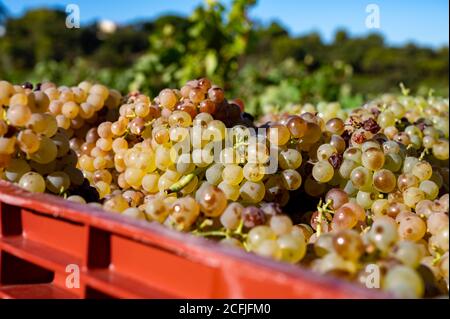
xmin=158 ymin=89 xmax=178 ymax=110
xmin=247 ymin=142 xmax=269 ymax=164
xmin=218 ymin=181 xmax=240 ymax=201
xmin=368 ymin=216 xmax=398 ymax=252
xmin=19 ymin=172 xmax=46 ymax=193
xmin=397 ymin=173 xmax=420 ymax=192
xmin=373 ymin=169 xmax=396 ymax=193
xmin=168 ymin=110 xmax=192 ymax=128
xmin=397 ymin=214 xmax=426 ymax=241
xmin=278 ymin=148 xmax=302 ymax=170
xmin=145 ymin=198 xmax=168 ymax=223
xmin=427 ymin=212 xmax=448 ymax=235
xmin=329 ymin=134 xmax=346 ymax=153
xmin=361 ymin=140 xmax=381 ymax=152
xmin=67 ymin=195 xmax=87 ymax=204
xmin=419 ymin=180 xmax=439 ymax=200
xmin=313 ymin=233 xmax=335 ymax=256
xmin=124 ymin=168 xmax=144 ymax=188
xmin=325 ymin=188 xmax=349 ymax=210
xmin=155 ymin=145 xmax=174 ymax=170
xmin=339 ymin=159 xmax=358 ymax=179
xmin=382 ymin=140 xmax=401 ymax=154
xmin=343 ymin=147 xmax=362 ymax=163
xmin=176 ymin=154 xmax=195 ymax=175
xmin=52 ymin=132 xmax=70 ymax=157
xmin=205 ymin=163 xmax=224 ymax=185
xmin=270 ymin=215 xmax=293 ymax=236
xmin=220 ymin=202 xmax=243 ymax=230
xmin=0 ymin=137 xmax=16 ymax=155
xmin=281 ymin=169 xmax=302 ymax=190
xmin=383 ymin=153 xmax=403 ymax=172
xmin=432 ymin=140 xmax=449 ymax=160
xmin=45 ymin=171 xmax=70 ymax=194
xmin=277 ymin=233 xmax=306 ymax=263
xmin=30 ymin=136 xmax=57 ymax=164
xmin=356 ymin=191 xmax=379 ymax=209
xmin=240 ymin=181 xmax=265 ymax=203
xmin=192 ymin=148 xmax=213 ymax=167
xmin=253 ymin=239 xmax=282 ymax=260
xmin=350 ymin=166 xmax=373 ymax=191
xmin=312 ymin=160 xmax=334 ymax=183
xmin=403 ymin=187 xmax=425 ymax=208
xmin=193 ymin=112 xmax=214 ymax=127
xmin=361 ymin=147 xmax=385 ymax=170
xmin=268 ymin=124 xmax=290 ymax=146
xmin=247 ymin=225 xmax=277 ymax=249
xmin=197 ymin=184 xmax=227 ymax=217
xmin=371 ymin=199 xmax=390 ymax=217
xmin=332 ymin=229 xmax=364 ymax=261
xmin=42 ymin=113 xmax=58 ymax=137
xmin=332 ymin=205 xmax=358 ymax=230
xmin=170 ymin=196 xmax=200 ymax=231
xmin=316 ymin=144 xmax=337 ymax=161
xmin=4 ymin=158 xmax=30 ymax=182
xmin=325 ymin=118 xmax=345 ymax=135
xmin=411 ymin=161 xmax=433 ymax=181
xmin=95 ymin=181 xmax=111 ymax=198
xmin=243 ymin=163 xmax=265 ymax=182
xmin=222 ymin=164 xmax=244 ymax=186
xmin=403 ymin=156 xmax=419 ymax=174
xmin=6 ymin=104 xmax=32 ymax=126
xmin=378 ymin=111 xmax=396 ymax=128
xmin=286 ymin=116 xmax=307 ymax=138
xmin=383 ymin=265 xmax=424 ymax=298
xmin=390 ymin=241 xmax=423 ymax=268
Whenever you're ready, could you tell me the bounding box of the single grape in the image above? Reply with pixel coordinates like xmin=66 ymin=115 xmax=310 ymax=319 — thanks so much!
xmin=383 ymin=265 xmax=424 ymax=298
xmin=19 ymin=172 xmax=46 ymax=193
xmin=312 ymin=160 xmax=334 ymax=183
xmin=220 ymin=202 xmax=243 ymax=230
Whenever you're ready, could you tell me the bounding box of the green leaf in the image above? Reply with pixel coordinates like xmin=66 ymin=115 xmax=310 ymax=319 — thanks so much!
xmin=205 ymin=51 xmax=218 ymax=76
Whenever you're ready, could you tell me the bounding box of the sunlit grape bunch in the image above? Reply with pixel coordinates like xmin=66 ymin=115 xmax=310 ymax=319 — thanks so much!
xmin=1 ymin=77 xmax=449 ymax=299
xmin=0 ymin=80 xmax=96 ymax=200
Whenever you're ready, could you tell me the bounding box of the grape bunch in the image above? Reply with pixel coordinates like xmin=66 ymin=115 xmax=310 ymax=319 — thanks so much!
xmin=1 ymin=77 xmax=448 ymax=299
xmin=0 ymin=80 xmax=96 ymax=199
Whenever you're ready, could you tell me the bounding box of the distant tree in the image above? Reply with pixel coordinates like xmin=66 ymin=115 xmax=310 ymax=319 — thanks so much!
xmin=0 ymin=9 xmax=84 ymax=70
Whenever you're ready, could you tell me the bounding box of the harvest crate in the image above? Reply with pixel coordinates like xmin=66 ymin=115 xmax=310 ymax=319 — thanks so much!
xmin=0 ymin=180 xmax=386 ymax=299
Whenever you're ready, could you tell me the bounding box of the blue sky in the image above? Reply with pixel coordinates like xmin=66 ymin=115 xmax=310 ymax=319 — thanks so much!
xmin=2 ymin=0 xmax=449 ymax=47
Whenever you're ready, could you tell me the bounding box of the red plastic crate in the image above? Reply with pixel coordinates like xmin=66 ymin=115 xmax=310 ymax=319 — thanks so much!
xmin=0 ymin=180 xmax=387 ymax=299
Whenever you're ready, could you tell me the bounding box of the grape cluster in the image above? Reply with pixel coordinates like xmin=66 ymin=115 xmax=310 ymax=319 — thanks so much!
xmin=0 ymin=80 xmax=95 ymax=199
xmin=1 ymin=78 xmax=448 ymax=298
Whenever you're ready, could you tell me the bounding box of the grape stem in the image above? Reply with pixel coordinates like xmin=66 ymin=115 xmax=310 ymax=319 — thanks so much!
xmin=192 ymin=219 xmax=247 ymax=243
xmin=431 ymin=245 xmax=444 ymax=266
xmin=419 ymin=148 xmax=429 ymax=161
xmin=166 ymin=166 xmax=205 ymax=194
xmin=399 ymin=82 xmax=410 ymax=96
xmin=316 ymin=199 xmax=333 ymax=237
